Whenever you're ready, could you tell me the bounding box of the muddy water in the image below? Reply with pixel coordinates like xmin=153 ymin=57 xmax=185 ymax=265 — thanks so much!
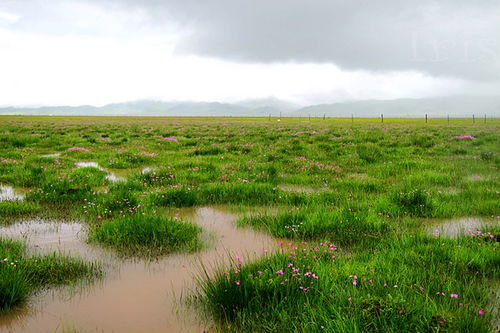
xmin=0 ymin=220 xmax=104 ymax=258
xmin=0 ymin=185 xmax=24 ymax=202
xmin=430 ymin=217 xmax=498 ymax=238
xmin=0 ymin=208 xmax=276 ymax=333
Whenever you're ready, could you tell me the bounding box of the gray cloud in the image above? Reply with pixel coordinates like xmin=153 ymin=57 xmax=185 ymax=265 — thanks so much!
xmin=112 ymin=0 xmax=500 ymax=81
xmin=2 ymin=0 xmax=500 ymax=81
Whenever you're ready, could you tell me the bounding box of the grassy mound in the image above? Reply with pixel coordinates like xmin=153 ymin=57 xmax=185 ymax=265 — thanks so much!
xmin=89 ymin=214 xmax=202 ymax=256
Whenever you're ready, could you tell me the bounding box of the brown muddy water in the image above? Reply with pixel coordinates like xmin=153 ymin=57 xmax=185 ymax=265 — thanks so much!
xmin=0 ymin=208 xmax=276 ymax=333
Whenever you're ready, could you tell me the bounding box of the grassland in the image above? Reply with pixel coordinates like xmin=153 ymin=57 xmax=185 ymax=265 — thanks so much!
xmin=0 ymin=116 xmax=498 ymax=331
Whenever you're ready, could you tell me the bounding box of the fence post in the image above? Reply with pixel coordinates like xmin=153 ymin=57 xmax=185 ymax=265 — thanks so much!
xmin=473 ymin=114 xmax=475 ymax=124
xmin=425 ymin=114 xmax=428 ymax=123
xmin=381 ymin=114 xmax=384 ymax=123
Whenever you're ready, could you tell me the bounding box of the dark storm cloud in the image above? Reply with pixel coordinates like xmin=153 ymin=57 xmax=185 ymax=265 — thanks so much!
xmin=3 ymin=0 xmax=500 ymax=80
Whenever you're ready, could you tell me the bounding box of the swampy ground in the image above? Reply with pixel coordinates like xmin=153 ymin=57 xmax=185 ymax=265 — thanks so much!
xmin=0 ymin=116 xmax=498 ymax=332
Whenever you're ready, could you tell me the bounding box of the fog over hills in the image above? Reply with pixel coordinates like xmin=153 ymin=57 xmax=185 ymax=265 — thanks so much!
xmin=1 ymin=96 xmax=499 ymax=118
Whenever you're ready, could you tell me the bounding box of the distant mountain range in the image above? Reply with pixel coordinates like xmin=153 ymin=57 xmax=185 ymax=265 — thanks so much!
xmin=1 ymin=96 xmax=499 ymax=118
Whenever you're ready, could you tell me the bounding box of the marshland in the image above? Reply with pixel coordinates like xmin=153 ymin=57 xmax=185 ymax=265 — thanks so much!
xmin=0 ymin=116 xmax=498 ymax=332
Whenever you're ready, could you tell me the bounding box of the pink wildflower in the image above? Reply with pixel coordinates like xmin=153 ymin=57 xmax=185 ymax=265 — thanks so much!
xmin=276 ymin=270 xmax=284 ymax=275
xmin=478 ymin=309 xmax=484 ymax=315
xmin=450 ymin=294 xmax=459 ymax=298
xmin=67 ymin=147 xmax=90 ymax=152
xmin=452 ymin=135 xmax=476 ymax=140
xmin=160 ymin=137 xmax=179 ymax=142
xmin=140 ymin=152 xmax=157 ymax=157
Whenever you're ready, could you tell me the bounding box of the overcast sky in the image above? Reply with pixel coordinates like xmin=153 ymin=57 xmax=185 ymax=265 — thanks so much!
xmin=0 ymin=0 xmax=499 ymax=106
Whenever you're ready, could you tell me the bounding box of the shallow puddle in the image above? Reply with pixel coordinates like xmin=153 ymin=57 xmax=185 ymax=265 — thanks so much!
xmin=0 ymin=219 xmax=104 ymax=258
xmin=429 ymin=217 xmax=498 ymax=238
xmin=39 ymin=153 xmax=61 ymax=158
xmin=75 ymin=161 xmax=125 ymax=183
xmin=0 ymin=185 xmax=24 ymax=202
xmin=278 ymin=184 xmax=323 ymax=194
xmin=0 ymin=208 xmax=276 ymax=333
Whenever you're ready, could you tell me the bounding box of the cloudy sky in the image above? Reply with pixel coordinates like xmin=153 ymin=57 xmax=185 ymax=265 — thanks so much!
xmin=0 ymin=0 xmax=499 ymax=107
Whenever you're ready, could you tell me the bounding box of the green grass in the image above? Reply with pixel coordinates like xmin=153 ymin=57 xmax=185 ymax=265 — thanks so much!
xmin=196 ymin=233 xmax=499 ymax=332
xmin=238 ymin=208 xmax=389 ymax=245
xmin=0 ymin=237 xmax=101 ymax=314
xmin=88 ymin=214 xmax=202 ymax=256
xmin=0 ymin=201 xmax=41 ymax=219
xmin=0 ymin=116 xmax=498 ymax=331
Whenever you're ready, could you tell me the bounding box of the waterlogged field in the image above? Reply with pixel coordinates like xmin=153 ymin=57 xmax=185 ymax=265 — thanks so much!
xmin=0 ymin=116 xmax=498 ymax=332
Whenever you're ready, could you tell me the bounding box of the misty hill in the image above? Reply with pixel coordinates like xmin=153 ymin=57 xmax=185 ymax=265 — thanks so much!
xmin=295 ymin=96 xmax=500 ymax=118
xmin=1 ymin=96 xmax=499 ymax=117
xmin=0 ymin=101 xmax=261 ymax=117
xmin=234 ymin=97 xmax=300 ymax=111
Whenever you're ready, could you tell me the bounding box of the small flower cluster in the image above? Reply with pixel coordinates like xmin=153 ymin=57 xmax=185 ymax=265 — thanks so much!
xmin=1 ymin=257 xmax=18 ymax=267
xmin=1 ymin=158 xmax=19 ymax=164
xmin=466 ymin=228 xmax=496 ymax=240
xmin=160 ymin=137 xmax=179 ymax=142
xmin=223 ymin=242 xmax=336 ymax=292
xmin=140 ymin=171 xmax=175 ymax=187
xmin=452 ymin=135 xmax=476 ymax=140
xmin=284 ymin=222 xmax=304 ymax=233
xmin=139 ymin=152 xmax=157 ymax=157
xmin=67 ymin=147 xmax=90 ymax=152
xmin=291 ymin=131 xmax=319 ymax=135
xmin=295 ymin=158 xmax=341 ymax=173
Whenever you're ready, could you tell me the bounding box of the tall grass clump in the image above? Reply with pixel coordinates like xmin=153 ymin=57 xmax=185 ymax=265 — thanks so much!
xmin=0 ymin=201 xmax=41 ymax=219
xmin=238 ymin=209 xmax=389 ymax=245
xmin=89 ymin=214 xmax=202 ymax=256
xmin=200 ymin=183 xmax=280 ymax=205
xmin=0 ymin=237 xmax=100 ymax=314
xmin=389 ymin=187 xmax=435 ymax=217
xmin=356 ymin=144 xmax=383 ymax=163
xmin=150 ymin=187 xmax=199 ymax=207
